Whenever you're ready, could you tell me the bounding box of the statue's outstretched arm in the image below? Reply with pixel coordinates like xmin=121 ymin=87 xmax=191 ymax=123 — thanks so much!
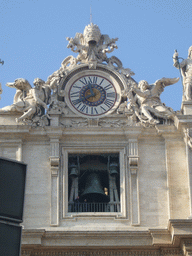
xmin=173 ymin=51 xmax=187 ymax=69
xmin=132 ymin=88 xmax=150 ymax=98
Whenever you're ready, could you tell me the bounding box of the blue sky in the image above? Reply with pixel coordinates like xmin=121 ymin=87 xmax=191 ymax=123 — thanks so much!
xmin=0 ymin=0 xmax=192 ymax=111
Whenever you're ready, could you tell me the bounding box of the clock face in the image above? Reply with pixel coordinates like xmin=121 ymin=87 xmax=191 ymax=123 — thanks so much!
xmin=65 ymin=70 xmax=122 ymax=118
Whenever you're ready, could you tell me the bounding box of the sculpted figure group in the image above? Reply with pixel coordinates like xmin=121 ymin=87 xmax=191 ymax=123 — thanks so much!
xmin=127 ymin=78 xmax=179 ymax=125
xmin=0 ymin=78 xmax=51 ymax=124
xmin=0 ymin=23 xmax=191 ymax=126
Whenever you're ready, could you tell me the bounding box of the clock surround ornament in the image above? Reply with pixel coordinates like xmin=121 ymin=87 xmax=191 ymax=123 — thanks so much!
xmin=0 ymin=23 xmax=180 ymax=127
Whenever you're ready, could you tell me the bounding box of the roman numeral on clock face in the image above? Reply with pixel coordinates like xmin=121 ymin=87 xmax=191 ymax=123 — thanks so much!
xmin=104 ymin=84 xmax=113 ymax=90
xmin=79 ymin=77 xmax=88 ymax=85
xmin=72 ymin=98 xmax=82 ymax=105
xmin=107 ymin=92 xmax=116 ymax=98
xmin=104 ymin=98 xmax=115 ymax=108
xmin=90 ymin=107 xmax=98 ymax=115
xmin=72 ymin=84 xmax=82 ymax=89
xmin=75 ymin=105 xmax=101 ymax=115
xmin=79 ymin=104 xmax=86 ymax=112
xmin=70 ymin=91 xmax=80 ymax=98
xmin=88 ymin=76 xmax=98 ymax=84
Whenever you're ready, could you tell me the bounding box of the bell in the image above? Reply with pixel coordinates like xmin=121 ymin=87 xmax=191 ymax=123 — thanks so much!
xmin=109 ymin=162 xmax=118 ymax=176
xmin=81 ymin=172 xmax=108 ymax=202
xmin=69 ymin=163 xmax=78 ymax=177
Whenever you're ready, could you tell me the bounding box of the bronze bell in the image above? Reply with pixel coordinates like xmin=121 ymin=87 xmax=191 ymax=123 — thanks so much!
xmin=81 ymin=172 xmax=108 ymax=202
xmin=109 ymin=162 xmax=118 ymax=176
xmin=69 ymin=163 xmax=78 ymax=177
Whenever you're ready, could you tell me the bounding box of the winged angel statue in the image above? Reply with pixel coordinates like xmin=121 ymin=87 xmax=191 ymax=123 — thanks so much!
xmin=0 ymin=78 xmax=51 ymax=125
xmin=127 ymin=77 xmax=179 ymax=125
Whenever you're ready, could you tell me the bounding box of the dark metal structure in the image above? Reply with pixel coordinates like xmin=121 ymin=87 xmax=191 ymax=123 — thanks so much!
xmin=0 ymin=157 xmax=26 ymax=256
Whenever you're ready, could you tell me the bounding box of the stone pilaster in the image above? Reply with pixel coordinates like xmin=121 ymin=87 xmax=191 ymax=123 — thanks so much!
xmin=48 ymin=131 xmax=62 ymax=226
xmin=184 ymin=128 xmax=192 ymax=218
xmin=162 ymin=132 xmax=189 ymax=219
xmin=128 ymin=139 xmax=140 ymax=225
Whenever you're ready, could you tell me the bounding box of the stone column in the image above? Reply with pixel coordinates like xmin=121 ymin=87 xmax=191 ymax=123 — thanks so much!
xmin=128 ymin=139 xmax=140 ymax=225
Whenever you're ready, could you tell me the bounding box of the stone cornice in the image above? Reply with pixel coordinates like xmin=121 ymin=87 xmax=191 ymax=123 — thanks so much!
xmin=169 ymin=219 xmax=192 ymax=237
xmin=22 ymin=226 xmax=192 ymax=255
xmin=174 ymin=115 xmax=192 ymax=130
xmin=21 ymin=223 xmax=192 ymax=248
xmin=22 ymin=229 xmax=152 ymax=247
xmin=0 ymin=125 xmax=30 ymax=133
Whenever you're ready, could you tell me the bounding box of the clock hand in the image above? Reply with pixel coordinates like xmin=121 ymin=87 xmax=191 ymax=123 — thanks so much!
xmin=75 ymin=95 xmax=91 ymax=103
xmin=85 ymin=93 xmax=94 ymax=99
xmin=72 ymin=89 xmax=95 ymax=106
xmin=72 ymin=97 xmax=85 ymax=105
xmin=88 ymin=82 xmax=95 ymax=96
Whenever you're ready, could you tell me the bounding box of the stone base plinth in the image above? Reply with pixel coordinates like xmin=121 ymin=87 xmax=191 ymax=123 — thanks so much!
xmin=182 ymin=101 xmax=192 ymax=115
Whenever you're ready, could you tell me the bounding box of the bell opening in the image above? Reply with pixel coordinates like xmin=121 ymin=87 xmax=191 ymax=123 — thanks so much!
xmin=68 ymin=153 xmax=120 ymax=212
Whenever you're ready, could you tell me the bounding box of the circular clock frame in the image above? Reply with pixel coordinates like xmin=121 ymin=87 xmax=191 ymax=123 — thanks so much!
xmin=64 ymin=66 xmax=124 ymax=118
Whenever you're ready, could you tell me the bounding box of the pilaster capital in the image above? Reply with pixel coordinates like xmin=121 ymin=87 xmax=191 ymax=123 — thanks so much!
xmin=49 ymin=156 xmax=60 ymax=167
xmin=46 ymin=128 xmax=63 ymax=140
xmin=129 ymin=157 xmax=138 ymax=167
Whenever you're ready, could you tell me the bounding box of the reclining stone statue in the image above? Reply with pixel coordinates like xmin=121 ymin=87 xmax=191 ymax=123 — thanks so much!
xmin=128 ymin=77 xmax=179 ymax=125
xmin=0 ymin=78 xmax=51 ymax=123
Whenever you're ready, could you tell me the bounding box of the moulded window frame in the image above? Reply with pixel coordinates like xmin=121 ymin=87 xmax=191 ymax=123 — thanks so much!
xmin=61 ymin=145 xmax=128 ymax=219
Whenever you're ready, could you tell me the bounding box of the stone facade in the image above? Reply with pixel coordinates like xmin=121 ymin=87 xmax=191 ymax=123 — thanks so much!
xmin=1 ymin=24 xmax=192 ymax=256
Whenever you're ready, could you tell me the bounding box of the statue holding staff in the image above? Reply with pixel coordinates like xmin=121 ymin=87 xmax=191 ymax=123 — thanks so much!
xmin=173 ymin=46 xmax=192 ymax=101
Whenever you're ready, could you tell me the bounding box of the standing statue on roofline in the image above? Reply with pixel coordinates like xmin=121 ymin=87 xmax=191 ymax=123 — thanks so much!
xmin=173 ymin=46 xmax=192 ymax=101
